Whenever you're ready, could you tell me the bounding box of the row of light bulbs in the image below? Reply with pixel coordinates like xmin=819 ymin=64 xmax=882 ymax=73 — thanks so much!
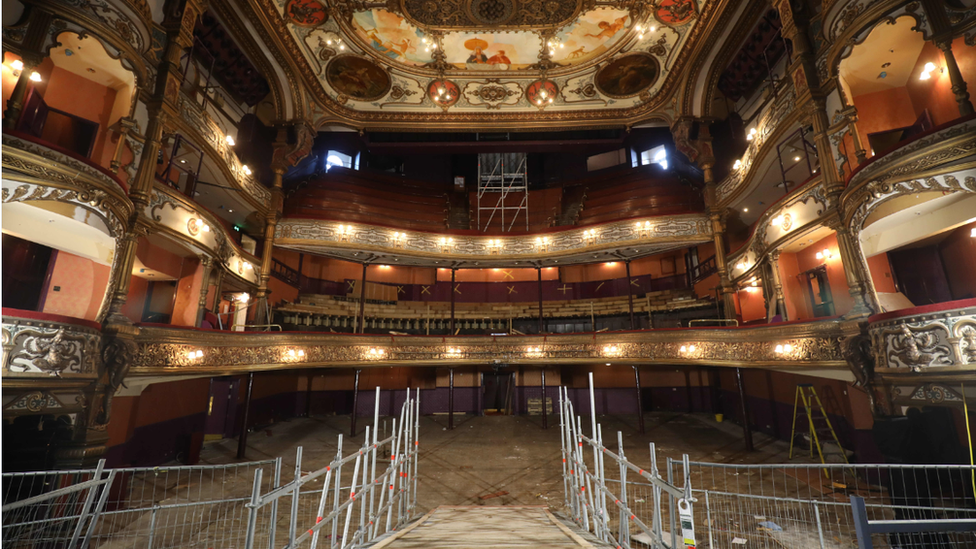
xmin=7 ymin=60 xmax=41 ymax=82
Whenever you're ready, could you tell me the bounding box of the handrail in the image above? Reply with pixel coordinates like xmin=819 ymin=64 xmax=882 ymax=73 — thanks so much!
xmin=688 ymin=318 xmax=738 ymax=327
xmin=230 ymin=323 xmax=283 ymax=331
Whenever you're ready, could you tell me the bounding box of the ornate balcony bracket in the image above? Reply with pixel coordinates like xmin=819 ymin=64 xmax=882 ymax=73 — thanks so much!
xmin=2 ymin=314 xmax=102 ymax=380
xmin=275 ymin=214 xmax=712 ymax=267
xmin=868 ymin=300 xmax=976 ymax=374
xmin=130 ymin=320 xmax=853 ymax=375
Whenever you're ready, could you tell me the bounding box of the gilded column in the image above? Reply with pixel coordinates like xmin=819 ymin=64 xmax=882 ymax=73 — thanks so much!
xmin=2 ymin=10 xmax=52 ymax=129
xmin=936 ymin=39 xmax=974 ymax=116
xmin=195 ymin=256 xmax=214 ymax=327
xmin=768 ymin=251 xmax=788 ymax=321
xmin=254 ymin=167 xmax=285 ymax=326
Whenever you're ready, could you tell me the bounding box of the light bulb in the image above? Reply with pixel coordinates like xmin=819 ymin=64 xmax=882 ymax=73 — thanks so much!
xmin=225 ymin=135 xmax=235 ymax=146
xmin=919 ymin=71 xmax=931 ymax=81
xmin=242 ymin=165 xmax=252 ymax=175
xmin=29 ymin=72 xmax=41 ymax=82
xmin=11 ymin=60 xmax=23 ymax=71
xmin=924 ymin=62 xmax=936 ymax=73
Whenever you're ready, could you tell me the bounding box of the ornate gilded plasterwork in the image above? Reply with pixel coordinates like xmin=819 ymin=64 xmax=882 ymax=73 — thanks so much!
xmin=2 ymin=317 xmax=101 ymax=379
xmin=244 ymin=0 xmax=720 ymax=128
xmin=1 ymin=135 xmax=132 ymax=238
xmin=130 ymin=319 xmax=851 ymax=373
xmin=275 ymin=214 xmax=712 ymax=266
xmin=842 ymin=119 xmax=976 ymax=232
xmin=716 ymin=84 xmax=798 ymax=204
xmin=175 ymin=97 xmax=272 ymax=208
xmin=869 ymin=304 xmax=976 ymax=372
xmin=398 ymin=0 xmax=582 ymax=30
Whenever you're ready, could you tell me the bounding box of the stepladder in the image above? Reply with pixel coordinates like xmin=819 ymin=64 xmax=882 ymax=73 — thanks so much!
xmin=789 ymin=384 xmax=850 ymax=466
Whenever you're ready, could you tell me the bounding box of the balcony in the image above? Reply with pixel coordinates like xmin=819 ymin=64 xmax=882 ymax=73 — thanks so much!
xmin=868 ymin=298 xmax=976 ymax=374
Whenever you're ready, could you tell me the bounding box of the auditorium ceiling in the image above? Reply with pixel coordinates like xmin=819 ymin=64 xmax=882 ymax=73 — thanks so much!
xmin=253 ymin=0 xmax=724 ymax=129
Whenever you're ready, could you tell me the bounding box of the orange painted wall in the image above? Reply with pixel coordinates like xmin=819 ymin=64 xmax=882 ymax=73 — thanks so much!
xmin=940 ymin=221 xmax=976 ymax=300
xmin=40 ymin=251 xmax=111 ymax=321
xmin=777 ymin=252 xmax=810 ymax=320
xmin=170 ymin=258 xmax=204 ymax=326
xmin=268 ymin=276 xmax=300 ymax=305
xmin=795 ymin=233 xmax=852 ymax=316
xmin=906 ymin=39 xmax=974 ymax=127
xmin=122 ymin=275 xmax=150 ymax=323
xmin=736 ymin=287 xmax=766 ymax=323
xmin=135 ymin=238 xmax=184 ymax=278
xmin=106 ymin=377 xmax=212 ymax=449
xmin=34 ymin=61 xmax=118 ymax=168
xmin=851 ymin=87 xmax=918 ymax=156
xmin=866 ymin=253 xmax=898 ymax=294
xmin=561 ymin=251 xmax=686 ymax=283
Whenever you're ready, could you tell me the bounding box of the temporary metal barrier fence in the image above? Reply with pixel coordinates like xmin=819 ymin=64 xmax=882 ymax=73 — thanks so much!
xmin=673 ymin=459 xmax=976 ymax=549
xmin=2 ymin=458 xmax=277 ymax=549
xmin=559 ymin=374 xmax=694 ymax=549
xmin=851 ymin=494 xmax=976 ymax=549
xmin=241 ymin=387 xmax=421 ymax=549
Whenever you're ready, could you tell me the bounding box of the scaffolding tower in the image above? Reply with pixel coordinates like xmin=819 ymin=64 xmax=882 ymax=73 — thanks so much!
xmin=477 ymin=152 xmax=529 ymax=232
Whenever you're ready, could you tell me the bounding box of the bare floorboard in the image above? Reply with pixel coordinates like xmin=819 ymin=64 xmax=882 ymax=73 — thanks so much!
xmin=370 ymin=506 xmax=601 ymax=548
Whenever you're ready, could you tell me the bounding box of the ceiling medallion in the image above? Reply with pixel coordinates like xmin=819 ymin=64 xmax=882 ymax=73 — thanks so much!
xmin=428 ymin=78 xmax=461 ymax=109
xmin=655 ymin=0 xmax=697 ymax=26
xmin=526 ymin=79 xmax=557 ymax=108
xmin=285 ymin=0 xmax=329 ymax=27
xmin=595 ymin=52 xmax=660 ymax=99
xmin=326 ymin=55 xmax=393 ymax=101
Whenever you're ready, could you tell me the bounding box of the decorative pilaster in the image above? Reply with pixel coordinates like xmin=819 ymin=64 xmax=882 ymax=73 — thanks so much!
xmin=831 ymin=221 xmax=878 ymax=319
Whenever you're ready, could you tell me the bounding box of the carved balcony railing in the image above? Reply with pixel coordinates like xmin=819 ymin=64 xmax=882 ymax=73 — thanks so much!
xmin=1 ymin=131 xmax=133 ymax=239
xmin=173 ymin=95 xmax=272 ymax=211
xmin=129 ymin=319 xmax=853 ymax=375
xmin=716 ymin=82 xmax=799 ymax=206
xmin=2 ymin=309 xmax=102 ymax=381
xmin=149 ymin=183 xmax=261 ymax=286
xmin=726 ymin=175 xmax=829 ymax=283
xmin=868 ymin=298 xmax=976 ymax=375
xmin=275 ymin=213 xmax=713 ymax=268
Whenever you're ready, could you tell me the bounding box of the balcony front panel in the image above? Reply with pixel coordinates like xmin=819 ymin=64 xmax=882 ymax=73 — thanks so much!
xmin=868 ymin=299 xmax=976 ymax=374
xmin=130 ymin=320 xmax=853 ymax=375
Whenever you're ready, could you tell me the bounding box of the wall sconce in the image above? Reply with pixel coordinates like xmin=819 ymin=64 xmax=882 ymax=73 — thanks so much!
xmin=969 ymin=227 xmax=975 ymax=238
xmin=602 ymin=345 xmax=620 ymax=356
xmin=367 ymin=348 xmax=386 ymax=359
xmin=634 ymin=23 xmax=656 ymax=40
xmin=242 ymin=165 xmax=252 ymax=176
xmin=286 ymin=349 xmax=306 ymax=360
xmin=487 ymin=239 xmax=502 ymax=254
xmin=225 ymin=135 xmax=236 ymax=147
xmin=29 ymin=71 xmax=41 ymax=82
xmin=242 ymin=261 xmax=252 ymax=271
xmin=774 ymin=343 xmax=794 ymax=355
xmin=733 ymin=159 xmax=742 ymax=170
xmin=439 ymin=236 xmax=455 ymax=252
xmin=336 ymin=224 xmax=350 ymax=242
xmin=919 ymin=62 xmax=942 ymax=81
xmin=392 ymin=231 xmax=406 ymax=248
xmin=815 ymin=248 xmax=833 ymax=261
xmin=526 ymin=346 xmax=543 ymax=357
xmin=535 ymin=236 xmax=550 ymax=251
xmin=746 ymin=128 xmax=757 ymax=141
xmin=445 ymin=347 xmax=462 ymax=357
xmin=187 ymin=218 xmax=211 ymax=236
xmin=583 ymin=229 xmax=598 ymax=243
xmin=735 ymin=260 xmax=748 ymax=271
xmin=186 ymin=349 xmax=204 ymax=360
xmin=237 ymin=293 xmax=250 ymax=303
xmin=8 ymin=59 xmax=23 ymax=76
xmin=679 ymin=344 xmax=697 ymax=355
xmin=634 ymin=220 xmax=652 ymax=237
xmin=770 ymin=213 xmax=792 ymax=231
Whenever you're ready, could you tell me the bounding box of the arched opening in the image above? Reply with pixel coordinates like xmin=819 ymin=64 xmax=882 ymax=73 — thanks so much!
xmin=2 ymin=31 xmax=137 ymax=173
xmin=837 ymin=16 xmax=974 ymax=163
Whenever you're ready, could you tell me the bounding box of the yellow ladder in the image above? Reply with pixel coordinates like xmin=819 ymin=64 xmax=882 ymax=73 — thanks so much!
xmin=789 ymin=384 xmax=850 ymax=465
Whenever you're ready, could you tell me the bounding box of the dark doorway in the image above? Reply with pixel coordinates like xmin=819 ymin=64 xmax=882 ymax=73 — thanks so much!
xmin=2 ymin=234 xmax=54 ymax=312
xmin=800 ymin=265 xmax=835 ymax=318
xmin=888 ymin=246 xmax=953 ymax=306
xmin=482 ymin=371 xmax=514 ymax=415
xmin=205 ymin=378 xmax=240 ymax=439
xmin=20 ymin=90 xmax=99 ymax=158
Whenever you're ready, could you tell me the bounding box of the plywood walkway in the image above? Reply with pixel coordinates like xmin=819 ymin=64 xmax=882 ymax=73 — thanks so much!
xmin=368 ymin=506 xmax=607 ymax=548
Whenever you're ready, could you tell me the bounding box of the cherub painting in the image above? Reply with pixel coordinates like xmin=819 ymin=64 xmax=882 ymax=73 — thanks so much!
xmin=351 ymin=10 xmax=431 ymax=66
xmin=551 ymin=8 xmax=631 ymax=66
xmin=442 ymin=32 xmax=538 ymax=69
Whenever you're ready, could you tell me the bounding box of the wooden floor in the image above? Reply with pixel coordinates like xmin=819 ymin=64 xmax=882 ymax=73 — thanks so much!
xmin=368 ymin=506 xmax=606 ymax=548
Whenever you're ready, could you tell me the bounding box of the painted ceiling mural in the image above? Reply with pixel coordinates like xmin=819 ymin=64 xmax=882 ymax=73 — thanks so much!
xmin=271 ymin=0 xmax=708 ymax=125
